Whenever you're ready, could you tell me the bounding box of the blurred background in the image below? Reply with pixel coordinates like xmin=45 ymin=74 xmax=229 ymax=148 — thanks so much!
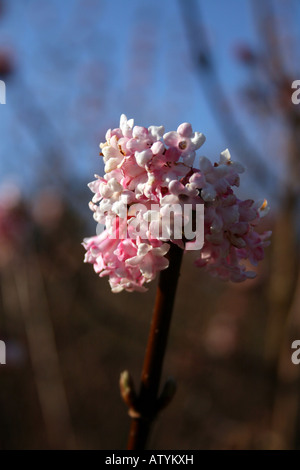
xmin=0 ymin=0 xmax=300 ymax=450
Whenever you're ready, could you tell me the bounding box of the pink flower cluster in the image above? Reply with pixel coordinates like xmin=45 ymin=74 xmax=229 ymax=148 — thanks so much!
xmin=83 ymin=115 xmax=271 ymax=292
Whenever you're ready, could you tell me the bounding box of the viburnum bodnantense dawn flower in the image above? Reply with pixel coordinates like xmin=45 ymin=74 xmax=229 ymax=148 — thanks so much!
xmin=83 ymin=115 xmax=271 ymax=292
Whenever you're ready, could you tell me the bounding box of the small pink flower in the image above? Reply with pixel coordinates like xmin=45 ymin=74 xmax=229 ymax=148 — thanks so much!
xmin=101 ymin=135 xmax=125 ymax=173
xmin=126 ymin=241 xmax=170 ymax=281
xmin=163 ymin=122 xmax=206 ymax=164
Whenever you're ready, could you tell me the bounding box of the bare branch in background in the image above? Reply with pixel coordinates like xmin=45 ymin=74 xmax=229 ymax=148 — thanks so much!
xmin=178 ymin=0 xmax=278 ymax=197
xmin=14 ymin=255 xmax=76 ymax=450
xmin=250 ymin=0 xmax=300 ymax=450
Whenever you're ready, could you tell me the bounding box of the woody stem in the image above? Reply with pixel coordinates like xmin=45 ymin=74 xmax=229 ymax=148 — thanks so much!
xmin=127 ymin=242 xmax=183 ymax=450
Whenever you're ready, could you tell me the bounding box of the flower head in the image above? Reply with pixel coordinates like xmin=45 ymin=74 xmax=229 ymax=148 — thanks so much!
xmin=83 ymin=115 xmax=271 ymax=292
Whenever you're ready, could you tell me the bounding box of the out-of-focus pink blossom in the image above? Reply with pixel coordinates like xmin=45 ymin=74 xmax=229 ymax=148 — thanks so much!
xmin=0 ymin=182 xmax=29 ymax=267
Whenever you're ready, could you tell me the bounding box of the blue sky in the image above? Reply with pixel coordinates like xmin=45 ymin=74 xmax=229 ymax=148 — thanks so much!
xmin=0 ymin=0 xmax=298 ymax=205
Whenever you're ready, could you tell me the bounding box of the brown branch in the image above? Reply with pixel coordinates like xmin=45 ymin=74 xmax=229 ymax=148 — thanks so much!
xmin=178 ymin=0 xmax=278 ymax=197
xmin=251 ymin=0 xmax=289 ymax=83
xmin=125 ymin=242 xmax=183 ymax=450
